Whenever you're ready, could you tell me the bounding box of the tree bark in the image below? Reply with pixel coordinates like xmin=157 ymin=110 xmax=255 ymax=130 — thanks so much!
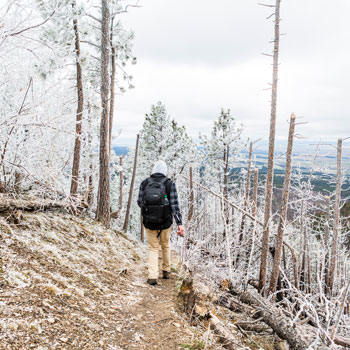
xmin=140 ymin=208 xmax=144 ymax=243
xmin=70 ymin=3 xmax=84 ymax=197
xmin=228 ymin=286 xmax=329 ymax=350
xmin=240 ymin=141 xmax=253 ymax=236
xmin=123 ymin=134 xmax=139 ymax=232
xmin=188 ymin=165 xmax=194 ymax=222
xmin=324 ymin=195 xmax=330 ymax=293
xmin=87 ymin=102 xmax=94 ymax=207
xmin=119 ymin=155 xmax=123 ymax=209
xmin=259 ymin=0 xmax=281 ymax=293
xmin=328 ymin=138 xmax=342 ymax=294
xmin=96 ymin=0 xmax=111 ymax=227
xmin=179 ymin=279 xmax=240 ymax=350
xmin=269 ymin=113 xmax=295 ymax=294
xmin=223 ymin=144 xmax=229 ymax=238
xmin=245 ymin=168 xmax=259 ymax=286
xmin=109 ymin=16 xmax=116 ymax=153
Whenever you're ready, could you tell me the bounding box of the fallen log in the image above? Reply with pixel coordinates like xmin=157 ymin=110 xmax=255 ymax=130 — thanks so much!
xmin=217 ymin=294 xmax=255 ymax=315
xmin=208 ymin=312 xmax=242 ymax=350
xmin=334 ymin=335 xmax=350 ymax=348
xmin=0 ymin=197 xmax=70 ymax=213
xmin=228 ymin=285 xmax=330 ymax=350
xmin=235 ymin=321 xmax=271 ymax=334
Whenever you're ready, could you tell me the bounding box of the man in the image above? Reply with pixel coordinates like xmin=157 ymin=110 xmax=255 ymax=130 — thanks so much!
xmin=137 ymin=160 xmax=184 ymax=286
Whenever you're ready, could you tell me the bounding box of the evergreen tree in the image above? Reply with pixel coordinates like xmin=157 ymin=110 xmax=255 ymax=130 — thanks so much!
xmin=200 ymin=108 xmax=244 ymax=194
xmin=138 ymin=101 xmax=197 ymax=179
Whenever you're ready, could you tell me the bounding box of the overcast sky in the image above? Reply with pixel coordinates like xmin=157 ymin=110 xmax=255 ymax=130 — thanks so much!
xmin=114 ymin=0 xmax=350 ymax=147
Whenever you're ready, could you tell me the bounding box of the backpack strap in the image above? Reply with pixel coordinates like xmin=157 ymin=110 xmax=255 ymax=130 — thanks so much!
xmin=165 ymin=178 xmax=172 ymax=197
xmin=146 ymin=177 xmax=154 ymax=185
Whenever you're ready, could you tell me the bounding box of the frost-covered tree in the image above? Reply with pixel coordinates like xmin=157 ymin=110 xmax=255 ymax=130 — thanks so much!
xmin=138 ymin=101 xmax=197 ymax=179
xmin=199 ymin=109 xmax=244 ymax=196
xmin=117 ymin=101 xmax=197 ymax=235
xmin=35 ymin=0 xmax=136 ymax=200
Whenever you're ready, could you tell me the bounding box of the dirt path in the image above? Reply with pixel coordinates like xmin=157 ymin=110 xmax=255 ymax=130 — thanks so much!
xmin=0 ymin=209 xmax=214 ymax=350
xmin=115 ymin=250 xmax=199 ymax=350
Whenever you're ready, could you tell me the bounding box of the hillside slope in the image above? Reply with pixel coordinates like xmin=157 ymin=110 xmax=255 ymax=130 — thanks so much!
xmin=0 ymin=203 xmax=228 ymax=350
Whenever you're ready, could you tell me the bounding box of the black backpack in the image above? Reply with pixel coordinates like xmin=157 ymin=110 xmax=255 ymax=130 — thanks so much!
xmin=142 ymin=177 xmax=171 ymax=230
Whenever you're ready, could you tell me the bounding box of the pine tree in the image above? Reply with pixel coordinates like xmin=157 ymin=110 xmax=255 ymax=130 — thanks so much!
xmin=139 ymin=101 xmax=197 ymax=178
xmin=200 ymin=109 xmax=243 ymax=195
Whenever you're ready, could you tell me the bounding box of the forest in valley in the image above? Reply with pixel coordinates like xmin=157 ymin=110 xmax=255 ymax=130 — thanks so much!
xmin=1 ymin=0 xmax=350 ymax=349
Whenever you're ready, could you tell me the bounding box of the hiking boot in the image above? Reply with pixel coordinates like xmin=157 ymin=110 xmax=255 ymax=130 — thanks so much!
xmin=147 ymin=279 xmax=158 ymax=286
xmin=162 ymin=271 xmax=170 ymax=279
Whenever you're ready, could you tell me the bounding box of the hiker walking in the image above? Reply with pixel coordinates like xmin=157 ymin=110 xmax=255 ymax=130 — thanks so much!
xmin=137 ymin=160 xmax=184 ymax=285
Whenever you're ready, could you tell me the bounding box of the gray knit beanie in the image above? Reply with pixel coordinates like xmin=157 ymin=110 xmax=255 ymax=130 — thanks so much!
xmin=152 ymin=160 xmax=168 ymax=176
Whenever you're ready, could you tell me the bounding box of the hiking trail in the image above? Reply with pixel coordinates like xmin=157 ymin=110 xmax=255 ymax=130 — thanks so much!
xmin=0 ymin=208 xmax=223 ymax=350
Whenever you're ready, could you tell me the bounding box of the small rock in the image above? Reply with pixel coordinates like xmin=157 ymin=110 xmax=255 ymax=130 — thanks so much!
xmin=134 ymin=334 xmax=141 ymax=342
xmin=7 ymin=322 xmax=18 ymax=331
xmin=88 ymin=323 xmax=103 ymax=331
xmin=47 ymin=317 xmax=55 ymax=324
xmin=173 ymin=322 xmax=181 ymax=328
xmin=116 ymin=327 xmax=122 ymax=332
xmin=60 ymin=337 xmax=68 ymax=343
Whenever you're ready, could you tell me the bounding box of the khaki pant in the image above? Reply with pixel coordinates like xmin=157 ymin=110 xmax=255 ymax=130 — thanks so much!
xmin=146 ymin=226 xmax=172 ymax=279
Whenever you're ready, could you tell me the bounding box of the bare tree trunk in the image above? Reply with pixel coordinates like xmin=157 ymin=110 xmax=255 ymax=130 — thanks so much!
xmin=123 ymin=134 xmax=139 ymax=232
xmin=140 ymin=208 xmax=144 ymax=243
xmin=300 ymin=202 xmax=308 ymax=292
xmin=269 ymin=113 xmax=295 ymax=294
xmin=96 ymin=0 xmax=111 ymax=228
xmin=324 ymin=195 xmax=330 ymax=292
xmin=245 ymin=168 xmax=259 ymax=287
xmin=70 ymin=5 xmax=84 ymax=197
xmin=328 ymin=138 xmax=343 ymax=295
xmin=259 ymin=0 xmax=281 ymax=294
xmin=252 ymin=169 xmax=259 ymax=219
xmin=188 ymin=165 xmax=194 ymax=222
xmin=109 ymin=16 xmax=116 ymax=153
xmin=223 ymin=144 xmax=229 ymax=238
xmin=119 ymin=155 xmax=123 ymax=209
xmin=307 ymin=245 xmax=312 ymax=294
xmin=14 ymin=171 xmax=22 ymax=193
xmin=239 ymin=141 xmax=253 ymax=239
xmin=87 ymin=103 xmax=94 ymax=207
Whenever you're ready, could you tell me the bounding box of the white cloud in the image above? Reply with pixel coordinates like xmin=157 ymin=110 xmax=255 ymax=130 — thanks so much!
xmin=114 ymin=0 xmax=350 ymax=145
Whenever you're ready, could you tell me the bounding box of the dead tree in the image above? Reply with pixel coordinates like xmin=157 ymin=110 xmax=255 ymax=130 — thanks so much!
xmin=109 ymin=15 xmax=116 ymax=153
xmin=259 ymin=0 xmax=282 ymax=293
xmin=188 ymin=165 xmax=194 ymax=222
xmin=239 ymin=141 xmax=253 ymax=239
xmin=245 ymin=168 xmax=259 ymax=287
xmin=328 ymin=138 xmax=343 ymax=295
xmin=299 ymin=199 xmax=309 ymax=292
xmin=123 ymin=134 xmax=139 ymax=232
xmin=140 ymin=209 xmax=144 ymax=243
xmin=323 ymin=195 xmax=330 ymax=291
xmin=70 ymin=2 xmax=84 ymax=197
xmin=223 ymin=144 xmax=229 ymax=238
xmin=86 ymin=103 xmax=94 ymax=207
xmin=96 ymin=0 xmax=111 ymax=227
xmin=269 ymin=113 xmax=295 ymax=294
xmin=119 ymin=155 xmax=123 ymax=209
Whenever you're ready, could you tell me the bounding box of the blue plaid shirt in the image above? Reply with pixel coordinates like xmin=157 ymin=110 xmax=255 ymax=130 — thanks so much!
xmin=137 ymin=174 xmax=183 ymax=226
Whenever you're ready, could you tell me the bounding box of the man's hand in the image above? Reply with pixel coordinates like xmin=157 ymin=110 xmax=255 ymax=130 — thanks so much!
xmin=177 ymin=225 xmax=184 ymax=237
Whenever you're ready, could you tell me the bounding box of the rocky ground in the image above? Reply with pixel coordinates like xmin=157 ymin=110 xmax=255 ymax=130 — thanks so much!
xmin=0 ymin=205 xmax=229 ymax=350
